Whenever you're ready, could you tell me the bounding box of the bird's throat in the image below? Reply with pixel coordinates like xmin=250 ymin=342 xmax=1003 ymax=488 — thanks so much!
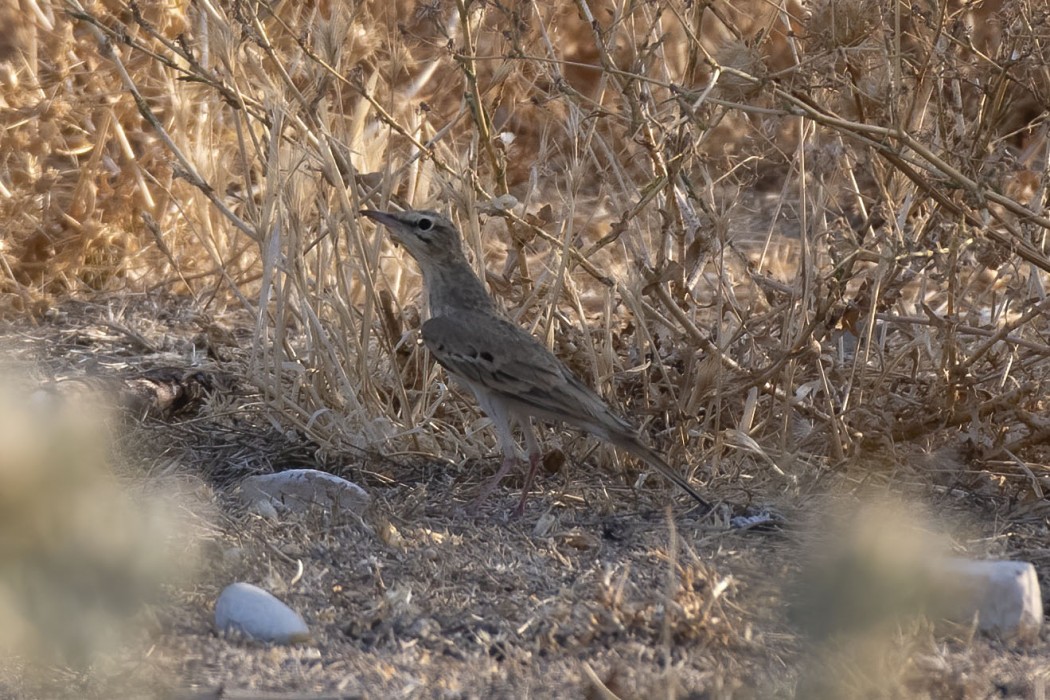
xmin=424 ymin=260 xmax=496 ymax=318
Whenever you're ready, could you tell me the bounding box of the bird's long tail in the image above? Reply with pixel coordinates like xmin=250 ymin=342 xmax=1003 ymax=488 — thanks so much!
xmin=608 ymin=434 xmax=712 ymax=511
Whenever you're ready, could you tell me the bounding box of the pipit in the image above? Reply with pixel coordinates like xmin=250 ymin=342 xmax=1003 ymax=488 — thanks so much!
xmin=361 ymin=208 xmax=711 ymax=515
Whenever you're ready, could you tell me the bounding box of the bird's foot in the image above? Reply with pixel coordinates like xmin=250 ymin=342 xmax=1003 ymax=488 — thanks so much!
xmin=510 ymin=495 xmax=528 ymax=519
xmin=469 ymin=456 xmax=518 ymax=515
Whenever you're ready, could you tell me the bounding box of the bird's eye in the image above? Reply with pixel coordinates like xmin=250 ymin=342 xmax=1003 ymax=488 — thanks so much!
xmin=417 ymin=217 xmax=433 ymax=232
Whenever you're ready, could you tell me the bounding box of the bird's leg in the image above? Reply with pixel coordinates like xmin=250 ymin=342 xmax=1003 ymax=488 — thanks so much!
xmin=471 ymin=454 xmax=519 ymax=512
xmin=469 ymin=395 xmax=521 ymax=513
xmin=513 ymin=419 xmax=545 ymax=517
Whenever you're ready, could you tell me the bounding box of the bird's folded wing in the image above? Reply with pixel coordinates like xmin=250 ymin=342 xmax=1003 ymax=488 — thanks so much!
xmin=421 ymin=313 xmax=629 ymax=432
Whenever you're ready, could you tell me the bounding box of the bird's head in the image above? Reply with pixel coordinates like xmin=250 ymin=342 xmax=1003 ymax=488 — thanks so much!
xmin=360 ymin=209 xmax=465 ymax=266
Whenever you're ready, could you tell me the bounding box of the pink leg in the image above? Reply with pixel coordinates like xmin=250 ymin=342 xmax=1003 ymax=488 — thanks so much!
xmin=512 ymin=420 xmax=545 ymax=517
xmin=467 ymin=392 xmax=522 ymax=513
xmin=471 ymin=454 xmax=518 ymax=513
xmin=513 ymin=451 xmax=544 ymax=517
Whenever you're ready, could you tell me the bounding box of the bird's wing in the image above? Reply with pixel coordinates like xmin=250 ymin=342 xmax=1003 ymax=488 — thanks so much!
xmin=423 ymin=312 xmax=711 ymax=509
xmin=421 ymin=312 xmax=631 ymax=435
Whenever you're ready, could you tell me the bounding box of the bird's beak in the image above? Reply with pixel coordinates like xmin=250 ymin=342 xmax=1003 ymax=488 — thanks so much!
xmin=359 ymin=209 xmax=401 ymax=229
xmin=363 ymin=209 xmax=407 ymax=245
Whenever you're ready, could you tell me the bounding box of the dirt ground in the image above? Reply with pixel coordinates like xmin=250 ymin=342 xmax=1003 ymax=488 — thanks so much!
xmin=0 ymin=299 xmax=1047 ymax=700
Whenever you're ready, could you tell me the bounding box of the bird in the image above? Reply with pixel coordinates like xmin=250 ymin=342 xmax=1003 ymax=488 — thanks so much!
xmin=361 ymin=208 xmax=711 ymax=516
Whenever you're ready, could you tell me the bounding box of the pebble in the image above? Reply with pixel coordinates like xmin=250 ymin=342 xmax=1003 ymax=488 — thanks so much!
xmin=238 ymin=468 xmax=369 ymax=517
xmin=214 ymin=582 xmax=310 ymax=644
xmin=930 ymin=558 xmax=1043 ymax=638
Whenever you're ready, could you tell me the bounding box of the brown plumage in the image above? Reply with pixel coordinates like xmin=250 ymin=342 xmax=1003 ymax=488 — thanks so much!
xmin=362 ymin=208 xmax=711 ymax=515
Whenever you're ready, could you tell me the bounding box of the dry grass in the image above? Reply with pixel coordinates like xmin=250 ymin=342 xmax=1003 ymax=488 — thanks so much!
xmin=4 ymin=0 xmax=1050 ymax=481
xmin=2 ymin=0 xmax=1050 ymax=696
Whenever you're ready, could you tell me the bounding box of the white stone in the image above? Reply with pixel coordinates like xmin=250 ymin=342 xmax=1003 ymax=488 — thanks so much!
xmin=238 ymin=469 xmax=369 ymax=516
xmin=929 ymin=558 xmax=1042 ymax=638
xmin=214 ymin=582 xmax=310 ymax=644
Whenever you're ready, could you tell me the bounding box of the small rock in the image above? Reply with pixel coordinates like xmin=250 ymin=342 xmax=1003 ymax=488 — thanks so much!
xmin=238 ymin=469 xmax=369 ymax=516
xmin=531 ymin=512 xmax=558 ymax=538
xmin=215 ymin=582 xmax=310 ymax=644
xmin=929 ymin=558 xmax=1042 ymax=638
xmin=479 ymin=193 xmax=518 ymax=214
xmin=490 ymin=193 xmax=518 ymax=210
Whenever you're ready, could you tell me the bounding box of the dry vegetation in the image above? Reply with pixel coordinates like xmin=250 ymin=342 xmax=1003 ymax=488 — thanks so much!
xmin=2 ymin=0 xmax=1050 ymax=696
